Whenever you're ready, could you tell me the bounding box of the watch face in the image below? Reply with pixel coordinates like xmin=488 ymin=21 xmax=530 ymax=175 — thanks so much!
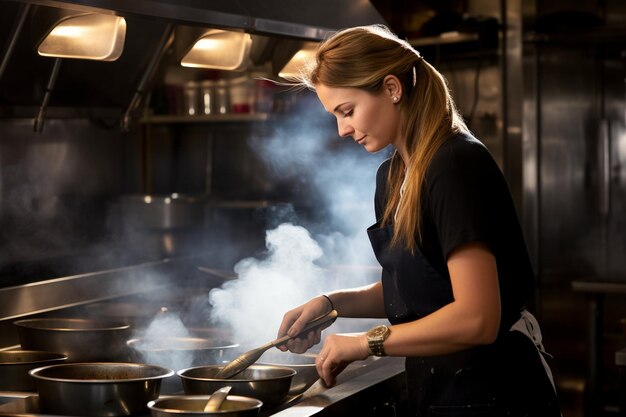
xmin=369 ymin=325 xmax=389 ymax=339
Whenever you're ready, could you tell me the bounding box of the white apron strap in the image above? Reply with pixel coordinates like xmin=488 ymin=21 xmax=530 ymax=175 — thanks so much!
xmin=509 ymin=309 xmax=556 ymax=393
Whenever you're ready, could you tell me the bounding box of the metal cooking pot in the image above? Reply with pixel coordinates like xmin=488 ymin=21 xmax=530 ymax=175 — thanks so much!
xmin=148 ymin=395 xmax=262 ymax=417
xmin=178 ymin=364 xmax=295 ymax=409
xmin=14 ymin=318 xmax=131 ymax=362
xmin=127 ymin=336 xmax=239 ymax=394
xmin=30 ymin=362 xmax=174 ymax=417
xmin=258 ymin=351 xmax=318 ymax=396
xmin=115 ymin=194 xmax=206 ymax=257
xmin=0 ymin=350 xmax=67 ymax=391
xmin=118 ymin=194 xmax=205 ymax=230
xmin=127 ymin=336 xmax=239 ymax=370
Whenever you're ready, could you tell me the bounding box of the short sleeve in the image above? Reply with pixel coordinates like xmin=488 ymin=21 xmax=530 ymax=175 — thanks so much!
xmin=425 ymin=139 xmax=507 ymax=260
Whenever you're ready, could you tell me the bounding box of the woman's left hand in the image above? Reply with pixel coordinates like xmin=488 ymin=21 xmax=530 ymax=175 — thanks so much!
xmin=316 ymin=332 xmax=371 ymax=387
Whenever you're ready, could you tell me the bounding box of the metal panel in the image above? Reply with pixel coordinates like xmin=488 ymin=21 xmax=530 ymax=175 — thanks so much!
xmin=604 ymin=58 xmax=626 ymax=279
xmin=537 ymin=46 xmax=601 ymax=283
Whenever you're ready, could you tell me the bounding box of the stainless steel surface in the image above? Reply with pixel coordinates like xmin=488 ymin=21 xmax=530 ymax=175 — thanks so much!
xmin=501 ymin=0 xmax=524 ymax=212
xmin=0 ymin=351 xmax=67 ymax=392
xmin=217 ymin=310 xmax=337 ymax=379
xmin=30 ymin=362 xmax=174 ymax=417
xmin=179 ymin=364 xmax=296 ymax=409
xmin=270 ymin=356 xmax=405 ymax=417
xmin=204 ymin=386 xmax=231 ymax=412
xmin=258 ymin=351 xmax=318 ymax=396
xmin=149 ymin=394 xmax=262 ymax=417
xmin=523 ymin=38 xmax=626 ymax=283
xmin=14 ymin=318 xmax=131 ymax=362
xmin=0 ymin=258 xmax=188 ymax=322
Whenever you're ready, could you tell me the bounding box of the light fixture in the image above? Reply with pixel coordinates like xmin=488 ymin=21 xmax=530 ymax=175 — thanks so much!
xmin=181 ymin=29 xmax=251 ymax=70
xmin=38 ymin=13 xmax=126 ymax=61
xmin=278 ymin=42 xmax=318 ymax=79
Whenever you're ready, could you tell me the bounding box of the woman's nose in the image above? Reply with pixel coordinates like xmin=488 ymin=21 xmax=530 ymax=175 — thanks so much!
xmin=337 ymin=119 xmax=354 ymax=137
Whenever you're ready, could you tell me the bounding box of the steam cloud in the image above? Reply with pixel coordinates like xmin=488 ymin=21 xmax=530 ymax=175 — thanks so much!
xmin=209 ymin=223 xmax=332 ymax=347
xmin=208 ymin=93 xmax=391 ymax=349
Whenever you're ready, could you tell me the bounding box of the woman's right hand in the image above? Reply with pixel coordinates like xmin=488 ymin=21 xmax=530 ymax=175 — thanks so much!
xmin=276 ymin=295 xmax=334 ymax=353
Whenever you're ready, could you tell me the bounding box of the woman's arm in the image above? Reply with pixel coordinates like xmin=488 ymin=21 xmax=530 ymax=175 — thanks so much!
xmin=382 ymin=241 xmax=501 ymax=356
xmin=315 ymin=242 xmax=501 ymax=386
xmin=276 ymin=281 xmax=385 ymax=353
xmin=325 ymin=281 xmax=386 ymax=318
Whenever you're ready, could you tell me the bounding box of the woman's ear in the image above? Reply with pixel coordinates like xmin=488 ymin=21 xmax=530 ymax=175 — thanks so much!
xmin=383 ymin=75 xmax=403 ymax=103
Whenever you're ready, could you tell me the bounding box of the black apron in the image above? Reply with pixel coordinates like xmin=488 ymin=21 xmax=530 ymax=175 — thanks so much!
xmin=367 ymin=222 xmax=561 ymax=417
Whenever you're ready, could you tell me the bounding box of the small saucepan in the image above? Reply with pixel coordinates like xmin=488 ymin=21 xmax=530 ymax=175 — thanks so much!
xmin=148 ymin=394 xmax=263 ymax=417
xmin=0 ymin=350 xmax=67 ymax=391
xmin=178 ymin=364 xmax=295 ymax=409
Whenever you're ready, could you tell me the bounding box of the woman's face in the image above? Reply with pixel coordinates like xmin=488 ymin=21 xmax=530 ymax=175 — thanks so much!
xmin=316 ymin=83 xmax=402 ymax=153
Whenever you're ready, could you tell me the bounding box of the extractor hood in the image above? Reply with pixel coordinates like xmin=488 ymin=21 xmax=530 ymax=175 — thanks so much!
xmin=14 ymin=0 xmax=386 ymax=41
xmin=0 ymin=0 xmax=385 ymax=128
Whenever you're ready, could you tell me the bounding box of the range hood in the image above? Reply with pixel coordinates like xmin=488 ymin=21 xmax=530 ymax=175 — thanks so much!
xmin=13 ymin=0 xmax=386 ymax=41
xmin=0 ymin=0 xmax=385 ymax=128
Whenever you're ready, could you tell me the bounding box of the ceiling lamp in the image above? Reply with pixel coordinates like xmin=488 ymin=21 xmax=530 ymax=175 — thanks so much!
xmin=181 ymin=29 xmax=251 ymax=70
xmin=278 ymin=42 xmax=318 ymax=79
xmin=38 ymin=13 xmax=126 ymax=61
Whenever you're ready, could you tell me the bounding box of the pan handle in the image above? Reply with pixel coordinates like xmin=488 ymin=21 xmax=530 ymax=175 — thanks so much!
xmin=271 ymin=309 xmax=339 ymax=348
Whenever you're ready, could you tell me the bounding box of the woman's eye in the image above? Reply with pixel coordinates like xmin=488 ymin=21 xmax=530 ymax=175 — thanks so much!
xmin=342 ymin=110 xmax=353 ymax=118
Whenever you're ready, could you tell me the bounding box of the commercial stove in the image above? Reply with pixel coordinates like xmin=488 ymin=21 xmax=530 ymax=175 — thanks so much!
xmin=0 ymin=356 xmax=406 ymax=417
xmin=0 ymin=256 xmax=408 ymax=417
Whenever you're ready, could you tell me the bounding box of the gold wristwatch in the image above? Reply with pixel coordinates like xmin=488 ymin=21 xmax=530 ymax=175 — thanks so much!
xmin=366 ymin=325 xmax=391 ymax=356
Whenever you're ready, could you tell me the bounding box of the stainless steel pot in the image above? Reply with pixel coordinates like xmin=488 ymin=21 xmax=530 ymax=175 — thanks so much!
xmin=178 ymin=364 xmax=295 ymax=409
xmin=148 ymin=395 xmax=262 ymax=417
xmin=0 ymin=350 xmax=67 ymax=391
xmin=116 ymin=194 xmax=206 ymax=257
xmin=118 ymin=194 xmax=205 ymax=230
xmin=14 ymin=318 xmax=131 ymax=362
xmin=127 ymin=336 xmax=239 ymax=370
xmin=30 ymin=362 xmax=174 ymax=417
xmin=258 ymin=351 xmax=318 ymax=395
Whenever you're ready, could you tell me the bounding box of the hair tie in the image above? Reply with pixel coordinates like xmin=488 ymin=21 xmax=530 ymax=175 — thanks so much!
xmin=412 ymin=55 xmax=423 ymax=88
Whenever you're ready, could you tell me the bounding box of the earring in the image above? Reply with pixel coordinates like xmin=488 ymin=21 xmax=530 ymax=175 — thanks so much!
xmin=392 ymin=96 xmax=399 ymax=102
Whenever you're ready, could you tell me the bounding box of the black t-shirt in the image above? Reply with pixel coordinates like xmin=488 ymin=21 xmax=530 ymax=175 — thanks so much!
xmin=374 ymin=132 xmax=534 ymax=331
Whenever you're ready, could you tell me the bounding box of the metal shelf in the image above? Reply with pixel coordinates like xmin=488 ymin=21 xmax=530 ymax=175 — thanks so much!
xmin=140 ymin=113 xmax=272 ymax=124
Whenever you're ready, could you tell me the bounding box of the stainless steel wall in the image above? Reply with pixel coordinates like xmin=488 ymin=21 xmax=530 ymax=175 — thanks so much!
xmin=523 ymin=1 xmax=626 ymax=285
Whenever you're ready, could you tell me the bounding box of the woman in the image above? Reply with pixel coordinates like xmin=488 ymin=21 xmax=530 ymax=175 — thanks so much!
xmin=277 ymin=25 xmax=561 ymax=416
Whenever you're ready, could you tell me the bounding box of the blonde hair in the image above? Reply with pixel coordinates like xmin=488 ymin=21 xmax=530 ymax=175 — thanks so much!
xmin=292 ymin=25 xmax=467 ymax=252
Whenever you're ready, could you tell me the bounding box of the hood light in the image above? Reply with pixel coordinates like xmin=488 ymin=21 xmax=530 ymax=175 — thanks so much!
xmin=279 ymin=42 xmax=318 ymax=79
xmin=38 ymin=13 xmax=126 ymax=61
xmin=181 ymin=29 xmax=251 ymax=70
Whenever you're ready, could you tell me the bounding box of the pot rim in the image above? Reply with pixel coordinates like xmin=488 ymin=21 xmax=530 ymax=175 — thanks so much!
xmin=0 ymin=350 xmax=68 ymax=365
xmin=177 ymin=364 xmax=296 ymax=382
xmin=127 ymin=337 xmax=239 ymax=352
xmin=147 ymin=395 xmax=263 ymax=414
xmin=29 ymin=362 xmax=174 ymax=383
xmin=14 ymin=318 xmax=130 ymax=332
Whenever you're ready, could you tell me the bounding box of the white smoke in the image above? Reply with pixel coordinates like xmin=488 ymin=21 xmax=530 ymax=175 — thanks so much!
xmin=209 ymin=223 xmax=333 ymax=347
xmin=208 ymin=92 xmax=391 ymax=348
